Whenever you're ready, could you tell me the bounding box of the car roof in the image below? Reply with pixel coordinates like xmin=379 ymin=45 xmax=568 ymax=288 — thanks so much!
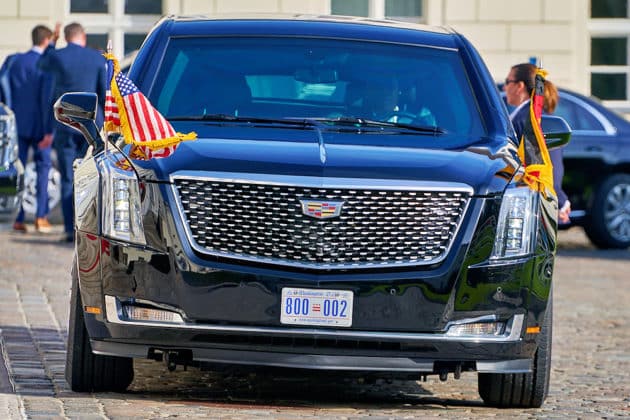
xmin=161 ymin=14 xmax=461 ymax=50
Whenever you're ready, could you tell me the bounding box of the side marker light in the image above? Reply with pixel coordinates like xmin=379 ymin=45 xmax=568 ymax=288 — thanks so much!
xmin=84 ymin=306 xmax=102 ymax=315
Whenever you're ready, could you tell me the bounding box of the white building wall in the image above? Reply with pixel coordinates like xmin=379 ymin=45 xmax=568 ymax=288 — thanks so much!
xmin=426 ymin=0 xmax=588 ymax=94
xmin=0 ymin=0 xmax=593 ymax=99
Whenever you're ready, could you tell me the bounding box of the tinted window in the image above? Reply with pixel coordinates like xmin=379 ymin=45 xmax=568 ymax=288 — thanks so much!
xmin=70 ymin=0 xmax=107 ymax=13
xmin=555 ymin=96 xmax=605 ymax=131
xmin=591 ymin=0 xmax=627 ymax=17
xmin=125 ymin=0 xmax=162 ymax=14
xmin=150 ymin=37 xmax=486 ymax=143
xmin=386 ymin=0 xmax=423 ymax=21
xmin=331 ymin=0 xmax=369 ymax=16
xmin=86 ymin=33 xmax=108 ymax=52
xmin=591 ymin=37 xmax=627 ymax=65
xmin=124 ymin=33 xmax=146 ymax=54
xmin=591 ymin=73 xmax=626 ymax=100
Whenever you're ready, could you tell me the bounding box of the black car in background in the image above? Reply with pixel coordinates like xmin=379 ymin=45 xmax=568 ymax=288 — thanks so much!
xmin=553 ymin=89 xmax=630 ymax=249
xmin=0 ymin=103 xmax=23 ymax=222
xmin=502 ymin=88 xmax=630 ymax=249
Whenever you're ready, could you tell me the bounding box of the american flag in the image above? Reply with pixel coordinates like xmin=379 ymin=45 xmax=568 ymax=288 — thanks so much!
xmin=104 ymin=55 xmax=195 ymax=159
xmin=104 ymin=58 xmax=120 ymax=127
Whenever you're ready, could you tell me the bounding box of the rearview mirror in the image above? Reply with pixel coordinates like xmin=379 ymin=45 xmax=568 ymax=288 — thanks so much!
xmin=541 ymin=115 xmax=571 ymax=149
xmin=54 ymin=92 xmax=103 ymax=148
xmin=294 ymin=68 xmax=338 ymax=84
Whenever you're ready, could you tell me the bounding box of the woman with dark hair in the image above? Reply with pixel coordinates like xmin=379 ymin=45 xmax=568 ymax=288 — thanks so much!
xmin=504 ymin=62 xmax=570 ymax=224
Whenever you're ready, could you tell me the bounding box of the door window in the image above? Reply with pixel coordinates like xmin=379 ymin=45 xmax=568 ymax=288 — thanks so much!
xmin=555 ymin=96 xmax=606 ymax=131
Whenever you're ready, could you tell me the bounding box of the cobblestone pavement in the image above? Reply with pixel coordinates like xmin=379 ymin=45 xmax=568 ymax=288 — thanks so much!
xmin=0 ymin=223 xmax=628 ymax=419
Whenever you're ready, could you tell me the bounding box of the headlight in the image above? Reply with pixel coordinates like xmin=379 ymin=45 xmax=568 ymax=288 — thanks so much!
xmin=490 ymin=187 xmax=537 ymax=259
xmin=98 ymin=153 xmax=146 ymax=245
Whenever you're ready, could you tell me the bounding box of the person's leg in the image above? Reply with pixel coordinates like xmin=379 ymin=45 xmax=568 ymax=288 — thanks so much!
xmin=54 ymin=131 xmax=76 ymax=237
xmin=32 ymin=144 xmax=53 ymax=232
xmin=13 ymin=137 xmax=31 ymax=228
xmin=33 ymin=145 xmax=52 ymax=219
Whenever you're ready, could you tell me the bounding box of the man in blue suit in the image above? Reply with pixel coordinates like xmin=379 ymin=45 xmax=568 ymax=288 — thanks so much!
xmin=39 ymin=22 xmax=106 ymax=242
xmin=4 ymin=25 xmax=57 ymax=233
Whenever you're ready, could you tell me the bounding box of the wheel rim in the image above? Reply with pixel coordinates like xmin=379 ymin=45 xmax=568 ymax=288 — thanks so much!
xmin=603 ymin=182 xmax=630 ymax=243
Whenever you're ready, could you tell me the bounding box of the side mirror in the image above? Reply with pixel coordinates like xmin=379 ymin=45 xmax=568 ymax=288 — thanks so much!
xmin=54 ymin=92 xmax=103 ymax=148
xmin=541 ymin=115 xmax=571 ymax=149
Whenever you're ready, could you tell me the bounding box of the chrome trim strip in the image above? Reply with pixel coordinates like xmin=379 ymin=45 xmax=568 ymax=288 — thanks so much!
xmin=105 ymin=296 xmax=524 ymax=343
xmin=169 ymin=171 xmax=475 ymax=192
xmin=476 ymin=359 xmax=531 ymax=373
xmin=168 ymin=171 xmax=473 ymax=269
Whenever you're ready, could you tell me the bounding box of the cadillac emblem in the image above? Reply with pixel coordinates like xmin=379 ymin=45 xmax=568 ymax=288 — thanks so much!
xmin=299 ymin=199 xmax=344 ymax=219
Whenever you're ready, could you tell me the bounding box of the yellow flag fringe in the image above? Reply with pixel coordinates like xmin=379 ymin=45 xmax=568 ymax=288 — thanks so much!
xmin=516 ymin=67 xmax=556 ymax=199
xmin=103 ymin=53 xmax=196 ymax=153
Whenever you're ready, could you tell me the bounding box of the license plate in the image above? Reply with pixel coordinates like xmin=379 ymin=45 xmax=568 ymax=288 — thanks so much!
xmin=280 ymin=287 xmax=353 ymax=327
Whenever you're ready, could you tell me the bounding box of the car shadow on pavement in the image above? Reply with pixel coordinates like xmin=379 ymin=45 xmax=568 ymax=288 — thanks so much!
xmin=557 ymin=247 xmax=629 ymax=261
xmin=114 ymin=362 xmax=486 ymax=409
xmin=5 ymin=233 xmax=73 ymax=247
xmin=0 ymin=318 xmax=487 ymax=409
xmin=0 ymin=323 xmax=485 ymax=408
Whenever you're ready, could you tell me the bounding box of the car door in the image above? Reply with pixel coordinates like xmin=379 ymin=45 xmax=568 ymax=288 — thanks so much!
xmin=554 ymin=91 xmax=619 ymax=160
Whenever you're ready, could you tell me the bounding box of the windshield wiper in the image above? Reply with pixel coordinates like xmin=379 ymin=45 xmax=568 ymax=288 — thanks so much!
xmin=308 ymin=116 xmax=446 ymax=134
xmin=168 ymin=113 xmax=315 ymax=127
xmin=168 ymin=114 xmax=445 ymax=134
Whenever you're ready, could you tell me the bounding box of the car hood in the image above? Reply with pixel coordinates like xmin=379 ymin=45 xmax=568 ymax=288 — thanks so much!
xmin=130 ymin=125 xmax=518 ymax=196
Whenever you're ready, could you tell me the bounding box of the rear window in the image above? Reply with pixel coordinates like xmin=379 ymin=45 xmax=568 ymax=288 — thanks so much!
xmin=150 ymin=36 xmax=486 ymax=139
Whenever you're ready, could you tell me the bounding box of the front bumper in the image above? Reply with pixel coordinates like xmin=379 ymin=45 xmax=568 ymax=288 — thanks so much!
xmin=92 ymin=340 xmax=532 ymax=374
xmin=84 ymin=294 xmax=534 ymax=374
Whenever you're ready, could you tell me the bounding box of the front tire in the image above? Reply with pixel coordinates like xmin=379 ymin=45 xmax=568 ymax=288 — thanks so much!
xmin=584 ymin=174 xmax=630 ymax=249
xmin=65 ymin=257 xmax=134 ymax=392
xmin=478 ymin=296 xmax=552 ymax=408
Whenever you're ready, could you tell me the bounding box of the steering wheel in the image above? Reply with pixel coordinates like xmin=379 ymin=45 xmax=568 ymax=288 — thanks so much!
xmin=385 ymin=111 xmax=422 ymax=125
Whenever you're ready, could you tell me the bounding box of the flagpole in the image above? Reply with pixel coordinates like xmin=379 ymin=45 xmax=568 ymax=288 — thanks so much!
xmin=104 ymin=40 xmax=113 ymax=153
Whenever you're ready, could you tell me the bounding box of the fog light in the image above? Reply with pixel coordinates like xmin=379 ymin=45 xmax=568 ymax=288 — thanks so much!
xmin=446 ymin=322 xmax=505 ymax=337
xmin=123 ymin=305 xmax=184 ymax=324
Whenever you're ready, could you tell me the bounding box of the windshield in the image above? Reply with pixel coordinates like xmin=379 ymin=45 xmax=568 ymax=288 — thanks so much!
xmin=150 ymin=36 xmax=486 ymax=139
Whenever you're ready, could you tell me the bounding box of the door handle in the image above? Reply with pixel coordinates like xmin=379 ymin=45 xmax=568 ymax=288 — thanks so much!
xmin=585 ymin=146 xmax=603 ymax=152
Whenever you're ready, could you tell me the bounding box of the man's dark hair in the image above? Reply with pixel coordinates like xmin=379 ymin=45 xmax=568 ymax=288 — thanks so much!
xmin=31 ymin=25 xmax=52 ymax=46
xmin=64 ymin=22 xmax=85 ymax=41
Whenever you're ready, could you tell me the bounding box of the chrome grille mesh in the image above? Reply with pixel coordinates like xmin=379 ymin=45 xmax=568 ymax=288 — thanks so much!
xmin=173 ymin=178 xmax=470 ymax=268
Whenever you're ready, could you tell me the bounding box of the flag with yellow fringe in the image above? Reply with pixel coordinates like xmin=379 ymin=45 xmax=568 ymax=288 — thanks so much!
xmin=517 ymin=67 xmax=555 ymax=198
xmin=103 ymin=52 xmax=196 ymax=159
